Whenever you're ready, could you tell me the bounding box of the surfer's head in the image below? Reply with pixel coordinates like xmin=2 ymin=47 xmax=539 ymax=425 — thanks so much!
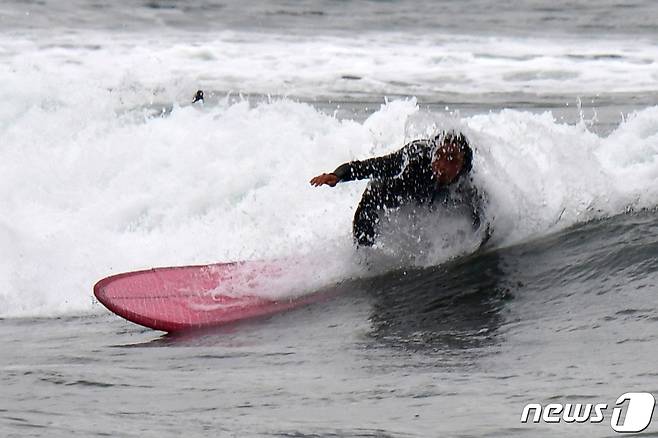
xmin=431 ymin=131 xmax=472 ymax=184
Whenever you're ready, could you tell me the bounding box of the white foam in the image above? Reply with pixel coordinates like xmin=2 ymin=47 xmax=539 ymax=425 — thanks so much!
xmin=1 ymin=89 xmax=657 ymax=317
xmin=468 ymin=108 xmax=658 ymax=243
xmin=2 ymin=28 xmax=658 ymax=317
xmin=2 ymin=31 xmax=658 ymax=100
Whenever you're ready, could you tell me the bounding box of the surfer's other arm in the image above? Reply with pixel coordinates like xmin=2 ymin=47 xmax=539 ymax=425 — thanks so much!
xmin=309 ymin=146 xmax=408 ymax=187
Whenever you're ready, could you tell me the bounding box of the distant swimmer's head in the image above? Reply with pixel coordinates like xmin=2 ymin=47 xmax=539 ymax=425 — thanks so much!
xmin=431 ymin=131 xmax=472 ymax=184
xmin=192 ymin=90 xmax=204 ymax=103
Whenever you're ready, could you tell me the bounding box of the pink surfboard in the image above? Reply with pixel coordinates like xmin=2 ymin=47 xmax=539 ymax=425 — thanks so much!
xmin=94 ymin=260 xmax=328 ymax=332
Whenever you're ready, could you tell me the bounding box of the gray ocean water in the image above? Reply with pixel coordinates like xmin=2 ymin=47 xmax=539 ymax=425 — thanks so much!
xmin=1 ymin=1 xmax=658 ymax=437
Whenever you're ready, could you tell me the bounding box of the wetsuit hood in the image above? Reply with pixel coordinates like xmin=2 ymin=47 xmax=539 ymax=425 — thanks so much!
xmin=431 ymin=131 xmax=473 ymax=181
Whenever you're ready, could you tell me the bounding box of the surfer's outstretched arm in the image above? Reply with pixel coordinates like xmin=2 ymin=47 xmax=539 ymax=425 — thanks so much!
xmin=333 ymin=147 xmax=407 ymax=181
xmin=310 ymin=143 xmax=415 ymax=187
xmin=309 ymin=173 xmax=339 ymax=187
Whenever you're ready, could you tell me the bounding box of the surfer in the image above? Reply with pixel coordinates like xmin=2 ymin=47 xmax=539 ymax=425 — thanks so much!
xmin=310 ymin=130 xmax=488 ymax=246
xmin=192 ymin=90 xmax=204 ymax=103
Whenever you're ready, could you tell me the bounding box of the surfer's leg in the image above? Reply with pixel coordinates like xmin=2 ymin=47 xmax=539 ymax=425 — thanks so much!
xmin=469 ymin=190 xmax=493 ymax=249
xmin=352 ymin=182 xmax=402 ymax=246
xmin=353 ymin=192 xmax=379 ymax=246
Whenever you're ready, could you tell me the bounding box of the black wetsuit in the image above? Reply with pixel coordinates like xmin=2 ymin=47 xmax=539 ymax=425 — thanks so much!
xmin=333 ymin=139 xmax=484 ymax=246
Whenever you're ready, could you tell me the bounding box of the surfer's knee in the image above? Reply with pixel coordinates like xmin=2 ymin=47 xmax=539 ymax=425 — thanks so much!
xmin=353 ymin=186 xmax=386 ymax=246
xmin=471 ymin=208 xmax=482 ymax=230
xmin=353 ymin=203 xmax=378 ymax=246
xmin=352 ymin=182 xmax=401 ymax=247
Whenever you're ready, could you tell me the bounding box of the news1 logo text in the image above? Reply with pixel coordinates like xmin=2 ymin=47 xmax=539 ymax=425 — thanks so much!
xmin=521 ymin=392 xmax=656 ymax=433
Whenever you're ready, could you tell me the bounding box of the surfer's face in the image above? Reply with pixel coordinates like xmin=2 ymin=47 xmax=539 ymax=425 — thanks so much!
xmin=432 ymin=142 xmax=465 ymax=184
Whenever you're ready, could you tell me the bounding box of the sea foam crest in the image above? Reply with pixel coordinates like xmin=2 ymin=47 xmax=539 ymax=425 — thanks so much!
xmin=0 ymin=93 xmax=657 ymax=317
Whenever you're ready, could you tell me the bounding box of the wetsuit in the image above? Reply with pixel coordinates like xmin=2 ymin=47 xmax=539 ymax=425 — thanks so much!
xmin=332 ymin=139 xmax=484 ymax=246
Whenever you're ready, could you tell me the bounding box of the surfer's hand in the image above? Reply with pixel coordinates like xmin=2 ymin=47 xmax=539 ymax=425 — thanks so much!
xmin=310 ymin=173 xmax=339 ymax=187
